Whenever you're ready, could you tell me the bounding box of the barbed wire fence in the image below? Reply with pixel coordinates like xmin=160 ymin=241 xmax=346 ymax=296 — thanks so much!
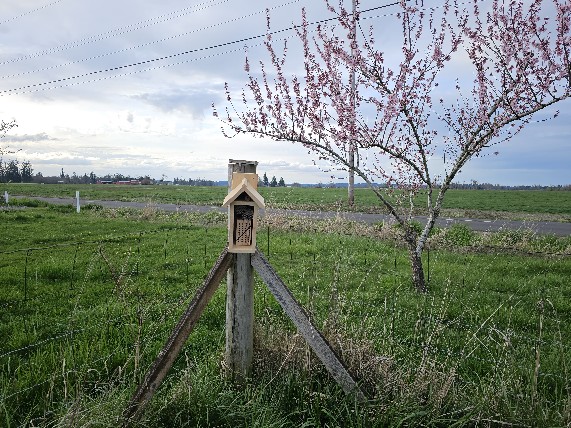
xmin=0 ymin=221 xmax=570 ymax=425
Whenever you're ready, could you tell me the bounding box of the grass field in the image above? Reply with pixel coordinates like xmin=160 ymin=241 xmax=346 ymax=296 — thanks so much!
xmin=1 ymin=202 xmax=570 ymax=426
xmin=3 ymin=183 xmax=571 ymax=221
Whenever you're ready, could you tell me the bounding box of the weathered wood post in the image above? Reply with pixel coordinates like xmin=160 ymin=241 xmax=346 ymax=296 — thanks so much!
xmin=121 ymin=161 xmax=366 ymax=425
xmin=76 ymin=191 xmax=80 ymax=213
xmin=225 ymin=159 xmax=259 ymax=381
xmin=4 ymin=191 xmax=8 ymax=204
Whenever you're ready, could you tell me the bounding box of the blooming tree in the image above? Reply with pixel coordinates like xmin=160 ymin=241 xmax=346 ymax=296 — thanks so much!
xmin=216 ymin=0 xmax=571 ymax=293
xmin=0 ymin=119 xmax=17 ymax=155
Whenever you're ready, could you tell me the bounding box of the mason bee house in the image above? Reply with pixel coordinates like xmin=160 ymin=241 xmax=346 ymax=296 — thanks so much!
xmin=222 ymin=174 xmax=265 ymax=253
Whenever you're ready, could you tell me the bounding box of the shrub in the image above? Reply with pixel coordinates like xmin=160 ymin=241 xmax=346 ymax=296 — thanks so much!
xmin=444 ymin=223 xmax=476 ymax=247
xmin=519 ymin=232 xmax=571 ymax=254
xmin=392 ymin=220 xmax=423 ymax=236
xmin=9 ymin=198 xmax=49 ymax=208
xmin=491 ymin=229 xmax=534 ymax=248
xmin=48 ymin=204 xmax=75 ymax=213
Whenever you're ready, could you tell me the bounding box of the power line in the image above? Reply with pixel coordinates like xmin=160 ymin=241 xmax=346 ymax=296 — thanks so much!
xmin=3 ymin=34 xmax=295 ymax=97
xmin=0 ymin=0 xmax=230 ymax=66
xmin=0 ymin=36 xmax=271 ymax=96
xmin=0 ymin=1 xmax=301 ymax=81
xmin=0 ymin=0 xmax=66 ymax=26
xmin=0 ymin=2 xmax=400 ymax=96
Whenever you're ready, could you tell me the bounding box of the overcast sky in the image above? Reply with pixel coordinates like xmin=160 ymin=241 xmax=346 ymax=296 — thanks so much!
xmin=0 ymin=0 xmax=569 ymax=185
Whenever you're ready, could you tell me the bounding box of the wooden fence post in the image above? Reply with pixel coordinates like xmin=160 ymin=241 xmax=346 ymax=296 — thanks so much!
xmin=225 ymin=159 xmax=257 ymax=381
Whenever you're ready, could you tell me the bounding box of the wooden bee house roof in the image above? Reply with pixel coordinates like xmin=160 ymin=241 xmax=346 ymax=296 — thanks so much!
xmin=222 ymin=178 xmax=265 ymax=209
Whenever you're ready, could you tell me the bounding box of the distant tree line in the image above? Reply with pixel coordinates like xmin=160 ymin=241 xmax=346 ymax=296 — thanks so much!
xmin=33 ymin=169 xmax=154 ymax=185
xmin=0 ymin=161 xmax=221 ymax=186
xmin=260 ymin=172 xmax=286 ymax=187
xmin=172 ymin=177 xmax=216 ymax=186
xmin=1 ymin=158 xmax=569 ymax=190
xmin=0 ymin=159 xmax=34 ymax=183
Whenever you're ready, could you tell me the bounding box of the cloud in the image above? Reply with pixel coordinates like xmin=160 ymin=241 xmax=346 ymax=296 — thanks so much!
xmin=0 ymin=1 xmax=569 ymax=186
xmin=2 ymin=132 xmax=60 ymax=142
xmin=134 ymin=87 xmax=222 ymax=119
xmin=260 ymin=159 xmax=319 ymax=171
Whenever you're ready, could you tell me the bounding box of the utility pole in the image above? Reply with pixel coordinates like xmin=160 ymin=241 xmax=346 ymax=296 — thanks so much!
xmin=348 ymin=0 xmax=357 ymax=207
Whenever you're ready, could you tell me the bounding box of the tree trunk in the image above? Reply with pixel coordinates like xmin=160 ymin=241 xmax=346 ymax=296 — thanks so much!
xmin=407 ymin=245 xmax=427 ymax=293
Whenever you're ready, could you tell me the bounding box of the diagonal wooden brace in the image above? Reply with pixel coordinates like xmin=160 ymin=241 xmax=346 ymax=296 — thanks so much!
xmin=122 ymin=247 xmax=233 ymax=426
xmin=251 ymin=249 xmax=366 ymax=402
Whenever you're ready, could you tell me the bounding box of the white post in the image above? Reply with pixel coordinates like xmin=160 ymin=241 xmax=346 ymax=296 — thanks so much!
xmin=76 ymin=191 xmax=80 ymax=213
xmin=4 ymin=191 xmax=8 ymax=204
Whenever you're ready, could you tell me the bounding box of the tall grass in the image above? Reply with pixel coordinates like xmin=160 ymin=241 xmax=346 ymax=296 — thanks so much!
xmin=0 ymin=205 xmax=569 ymax=426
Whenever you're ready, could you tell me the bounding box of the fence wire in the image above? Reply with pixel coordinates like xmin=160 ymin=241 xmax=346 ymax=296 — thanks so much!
xmin=0 ymin=224 xmax=569 ymax=426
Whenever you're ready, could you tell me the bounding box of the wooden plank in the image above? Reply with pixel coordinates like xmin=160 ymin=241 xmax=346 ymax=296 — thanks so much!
xmin=251 ymin=250 xmax=366 ymax=402
xmin=230 ymin=172 xmax=259 ymax=190
xmin=225 ymin=253 xmax=254 ymax=381
xmin=122 ymin=247 xmax=233 ymax=426
xmin=225 ymin=160 xmax=257 ymax=381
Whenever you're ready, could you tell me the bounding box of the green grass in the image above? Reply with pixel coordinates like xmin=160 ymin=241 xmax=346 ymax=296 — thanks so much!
xmin=442 ymin=188 xmax=571 ymax=214
xmin=0 ymin=205 xmax=570 ymax=426
xmin=3 ymin=183 xmax=571 ymax=218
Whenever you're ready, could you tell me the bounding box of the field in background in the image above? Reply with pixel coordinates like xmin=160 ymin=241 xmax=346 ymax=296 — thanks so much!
xmin=2 ymin=183 xmax=571 ymax=220
xmin=1 ymin=203 xmax=570 ymax=426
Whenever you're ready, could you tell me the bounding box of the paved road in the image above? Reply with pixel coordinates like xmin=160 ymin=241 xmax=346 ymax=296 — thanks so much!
xmin=10 ymin=196 xmax=571 ymax=236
